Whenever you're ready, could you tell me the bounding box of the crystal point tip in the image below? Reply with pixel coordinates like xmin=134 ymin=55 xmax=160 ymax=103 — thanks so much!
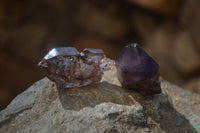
xmin=115 ymin=43 xmax=161 ymax=95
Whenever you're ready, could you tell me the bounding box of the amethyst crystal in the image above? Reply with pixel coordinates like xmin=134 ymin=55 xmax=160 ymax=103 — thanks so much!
xmin=115 ymin=43 xmax=161 ymax=95
xmin=38 ymin=47 xmax=115 ymax=88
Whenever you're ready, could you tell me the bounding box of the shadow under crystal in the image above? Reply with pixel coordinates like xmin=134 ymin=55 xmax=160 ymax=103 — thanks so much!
xmin=57 ymin=81 xmax=198 ymax=133
xmin=58 ymin=81 xmax=138 ymax=111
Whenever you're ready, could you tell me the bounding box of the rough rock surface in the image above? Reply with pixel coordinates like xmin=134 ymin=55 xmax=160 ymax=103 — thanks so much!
xmin=0 ymin=68 xmax=200 ymax=133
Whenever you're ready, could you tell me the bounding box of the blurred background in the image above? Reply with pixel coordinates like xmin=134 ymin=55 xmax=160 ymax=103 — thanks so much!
xmin=0 ymin=0 xmax=200 ymax=110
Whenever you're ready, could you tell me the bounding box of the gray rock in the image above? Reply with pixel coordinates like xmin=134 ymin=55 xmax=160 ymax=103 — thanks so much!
xmin=0 ymin=68 xmax=200 ymax=133
xmin=0 ymin=78 xmax=42 ymax=123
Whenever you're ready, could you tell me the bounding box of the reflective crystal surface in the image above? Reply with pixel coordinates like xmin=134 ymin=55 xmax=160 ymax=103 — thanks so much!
xmin=44 ymin=47 xmax=79 ymax=59
xmin=38 ymin=47 xmax=115 ymax=89
xmin=116 ymin=43 xmax=161 ymax=95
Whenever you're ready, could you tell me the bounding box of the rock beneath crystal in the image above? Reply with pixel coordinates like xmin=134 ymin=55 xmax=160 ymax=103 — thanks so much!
xmin=38 ymin=47 xmax=115 ymax=88
xmin=115 ymin=43 xmax=161 ymax=95
xmin=1 ymin=69 xmax=200 ymax=133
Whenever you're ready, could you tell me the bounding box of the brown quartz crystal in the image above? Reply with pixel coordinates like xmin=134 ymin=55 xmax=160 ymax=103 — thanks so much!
xmin=38 ymin=47 xmax=115 ymax=89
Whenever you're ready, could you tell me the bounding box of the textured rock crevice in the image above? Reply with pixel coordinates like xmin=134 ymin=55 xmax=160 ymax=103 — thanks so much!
xmin=0 ymin=68 xmax=200 ymax=133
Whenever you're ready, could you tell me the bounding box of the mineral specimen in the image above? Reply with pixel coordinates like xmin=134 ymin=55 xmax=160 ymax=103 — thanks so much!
xmin=38 ymin=47 xmax=115 ymax=89
xmin=115 ymin=43 xmax=161 ymax=95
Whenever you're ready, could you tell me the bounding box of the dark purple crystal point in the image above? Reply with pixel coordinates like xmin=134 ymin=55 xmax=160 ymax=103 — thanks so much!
xmin=38 ymin=47 xmax=114 ymax=89
xmin=116 ymin=43 xmax=161 ymax=95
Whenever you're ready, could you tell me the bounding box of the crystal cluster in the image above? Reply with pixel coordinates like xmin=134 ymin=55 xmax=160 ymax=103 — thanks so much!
xmin=115 ymin=43 xmax=161 ymax=95
xmin=38 ymin=47 xmax=115 ymax=89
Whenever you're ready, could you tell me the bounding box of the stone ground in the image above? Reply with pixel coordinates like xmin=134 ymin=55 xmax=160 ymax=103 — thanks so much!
xmin=1 ymin=0 xmax=200 ymax=111
xmin=0 ymin=68 xmax=200 ymax=133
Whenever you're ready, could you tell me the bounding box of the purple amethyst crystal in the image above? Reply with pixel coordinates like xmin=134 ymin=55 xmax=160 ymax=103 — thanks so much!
xmin=115 ymin=43 xmax=161 ymax=95
xmin=38 ymin=47 xmax=115 ymax=89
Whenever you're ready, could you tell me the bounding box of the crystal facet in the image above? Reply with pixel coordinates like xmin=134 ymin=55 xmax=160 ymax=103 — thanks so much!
xmin=115 ymin=43 xmax=161 ymax=95
xmin=44 ymin=47 xmax=79 ymax=59
xmin=38 ymin=47 xmax=115 ymax=89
